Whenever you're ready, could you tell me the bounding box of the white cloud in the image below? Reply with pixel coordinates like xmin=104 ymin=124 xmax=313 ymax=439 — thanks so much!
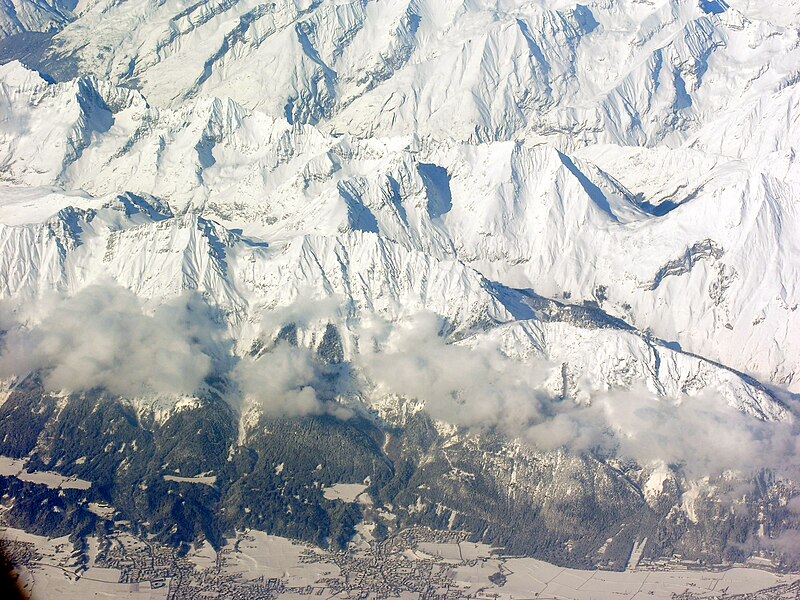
xmin=0 ymin=283 xmax=215 ymax=397
xmin=232 ymin=342 xmax=327 ymax=418
xmin=354 ymin=311 xmax=800 ymax=478
xmin=259 ymin=291 xmax=345 ymax=338
xmin=355 ymin=312 xmax=557 ymax=431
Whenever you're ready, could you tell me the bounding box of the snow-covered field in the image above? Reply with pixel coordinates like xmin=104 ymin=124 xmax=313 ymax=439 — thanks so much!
xmin=0 ymin=456 xmax=91 ymax=490
xmin=162 ymin=474 xmax=217 ymax=486
xmin=322 ymin=482 xmax=370 ymax=503
xmin=5 ymin=526 xmax=797 ymax=600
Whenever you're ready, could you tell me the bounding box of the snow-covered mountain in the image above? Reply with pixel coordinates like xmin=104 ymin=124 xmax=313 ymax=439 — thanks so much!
xmin=0 ymin=0 xmax=798 ymax=570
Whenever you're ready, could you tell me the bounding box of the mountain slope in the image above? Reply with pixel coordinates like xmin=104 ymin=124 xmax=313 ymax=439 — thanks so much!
xmin=0 ymin=0 xmax=799 ymax=573
xmin=2 ymin=58 xmax=797 ymax=389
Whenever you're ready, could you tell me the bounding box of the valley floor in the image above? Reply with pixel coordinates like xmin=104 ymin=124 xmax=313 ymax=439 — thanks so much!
xmin=2 ymin=525 xmax=798 ymax=600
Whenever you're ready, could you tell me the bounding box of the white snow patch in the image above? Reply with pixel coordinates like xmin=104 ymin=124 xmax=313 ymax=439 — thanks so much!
xmin=322 ymin=482 xmax=369 ymax=503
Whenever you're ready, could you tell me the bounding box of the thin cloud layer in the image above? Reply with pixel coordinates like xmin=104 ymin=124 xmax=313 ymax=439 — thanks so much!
xmin=355 ymin=312 xmax=556 ymax=431
xmin=233 ymin=343 xmax=328 ymax=418
xmin=0 ymin=284 xmax=216 ymax=397
xmin=355 ymin=312 xmax=800 ymax=479
xmin=259 ymin=292 xmax=345 ymax=336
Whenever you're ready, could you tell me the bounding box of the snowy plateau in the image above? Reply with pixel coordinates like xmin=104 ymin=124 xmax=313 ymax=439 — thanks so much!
xmin=0 ymin=0 xmax=799 ymax=597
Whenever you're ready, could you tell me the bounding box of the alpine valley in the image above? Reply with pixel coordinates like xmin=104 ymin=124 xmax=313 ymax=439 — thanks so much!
xmin=0 ymin=0 xmax=799 ymax=597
